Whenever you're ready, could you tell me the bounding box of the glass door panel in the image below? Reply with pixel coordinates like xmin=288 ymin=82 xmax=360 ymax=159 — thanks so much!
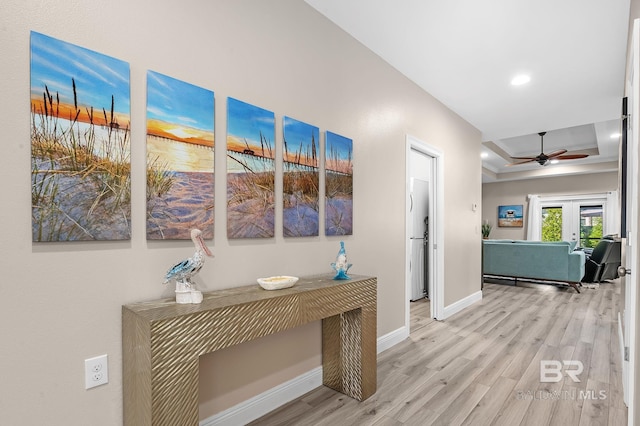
xmin=541 ymin=206 xmax=563 ymax=242
xmin=579 ymin=204 xmax=603 ymax=248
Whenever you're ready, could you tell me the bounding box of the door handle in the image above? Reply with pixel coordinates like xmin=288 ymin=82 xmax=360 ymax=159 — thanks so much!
xmin=618 ymin=266 xmax=632 ymax=277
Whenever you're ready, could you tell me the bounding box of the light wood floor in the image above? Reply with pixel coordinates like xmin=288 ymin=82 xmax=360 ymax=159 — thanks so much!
xmin=250 ymin=280 xmax=627 ymax=425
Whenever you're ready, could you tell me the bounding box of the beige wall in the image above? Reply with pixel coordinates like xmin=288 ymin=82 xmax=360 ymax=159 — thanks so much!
xmin=482 ymin=172 xmax=618 ymax=240
xmin=0 ymin=0 xmax=482 ymax=424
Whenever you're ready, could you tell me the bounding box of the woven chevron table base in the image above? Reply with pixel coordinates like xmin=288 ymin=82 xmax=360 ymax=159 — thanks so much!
xmin=122 ymin=274 xmax=377 ymax=426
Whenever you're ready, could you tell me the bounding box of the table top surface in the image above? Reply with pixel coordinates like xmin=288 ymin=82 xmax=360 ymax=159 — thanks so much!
xmin=123 ymin=274 xmax=375 ymax=321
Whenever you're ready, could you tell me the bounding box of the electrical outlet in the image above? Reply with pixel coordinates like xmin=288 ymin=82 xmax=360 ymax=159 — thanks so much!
xmin=85 ymin=354 xmax=108 ymax=389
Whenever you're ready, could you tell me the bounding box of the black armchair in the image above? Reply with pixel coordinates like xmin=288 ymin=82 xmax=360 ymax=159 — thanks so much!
xmin=582 ymin=237 xmax=621 ymax=283
xmin=599 ymin=237 xmax=622 ymax=281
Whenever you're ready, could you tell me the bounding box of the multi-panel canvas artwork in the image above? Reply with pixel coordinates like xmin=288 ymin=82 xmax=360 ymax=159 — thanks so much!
xmin=226 ymin=98 xmax=275 ymax=238
xmin=30 ymin=31 xmax=131 ymax=241
xmin=283 ymin=117 xmax=320 ymax=237
xmin=29 ymin=33 xmax=354 ymax=242
xmin=145 ymin=71 xmax=214 ymax=240
xmin=325 ymin=131 xmax=353 ymax=236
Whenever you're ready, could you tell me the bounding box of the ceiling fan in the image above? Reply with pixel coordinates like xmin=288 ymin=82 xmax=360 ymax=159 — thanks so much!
xmin=507 ymin=132 xmax=590 ymax=166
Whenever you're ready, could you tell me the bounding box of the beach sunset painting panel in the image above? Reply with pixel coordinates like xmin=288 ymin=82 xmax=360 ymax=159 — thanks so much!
xmin=283 ymin=116 xmax=319 ymax=237
xmin=30 ymin=31 xmax=131 ymax=241
xmin=146 ymin=71 xmax=214 ymax=240
xmin=325 ymin=131 xmax=353 ymax=236
xmin=227 ymin=98 xmax=275 ymax=238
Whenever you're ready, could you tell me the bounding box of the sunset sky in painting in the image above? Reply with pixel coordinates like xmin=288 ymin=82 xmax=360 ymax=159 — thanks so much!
xmin=326 ymin=131 xmax=353 ymax=174
xmin=283 ymin=116 xmax=319 ymax=165
xmin=227 ymin=97 xmax=275 ymax=155
xmin=146 ymin=71 xmax=214 ymax=141
xmin=30 ymin=31 xmax=130 ymax=115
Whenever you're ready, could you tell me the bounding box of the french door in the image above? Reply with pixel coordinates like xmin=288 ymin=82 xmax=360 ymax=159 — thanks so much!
xmin=540 ymin=198 xmax=605 ymax=248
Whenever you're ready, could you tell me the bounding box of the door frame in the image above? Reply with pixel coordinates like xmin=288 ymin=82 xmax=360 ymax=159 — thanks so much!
xmin=623 ymin=20 xmax=639 ymax=424
xmin=405 ymin=134 xmax=444 ymax=324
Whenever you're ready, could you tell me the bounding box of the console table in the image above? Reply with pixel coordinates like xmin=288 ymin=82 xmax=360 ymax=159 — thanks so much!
xmin=122 ymin=274 xmax=377 ymax=425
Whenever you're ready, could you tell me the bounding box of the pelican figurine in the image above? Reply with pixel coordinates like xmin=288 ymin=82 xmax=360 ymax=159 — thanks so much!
xmin=331 ymin=241 xmax=352 ymax=280
xmin=163 ymin=229 xmax=213 ymax=292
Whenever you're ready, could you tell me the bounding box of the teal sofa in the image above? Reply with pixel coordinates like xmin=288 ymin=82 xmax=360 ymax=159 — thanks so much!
xmin=482 ymin=240 xmax=585 ymax=293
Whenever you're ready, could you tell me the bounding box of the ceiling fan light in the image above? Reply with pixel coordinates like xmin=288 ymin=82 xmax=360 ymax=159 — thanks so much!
xmin=511 ymin=74 xmax=531 ymax=86
xmin=549 ymin=159 xmax=559 ymax=164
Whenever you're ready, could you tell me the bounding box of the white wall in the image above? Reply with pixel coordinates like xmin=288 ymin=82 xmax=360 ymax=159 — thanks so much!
xmin=0 ymin=0 xmax=482 ymax=424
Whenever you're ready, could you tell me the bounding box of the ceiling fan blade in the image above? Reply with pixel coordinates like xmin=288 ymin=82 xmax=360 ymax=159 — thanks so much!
xmin=556 ymin=153 xmax=589 ymax=160
xmin=545 ymin=149 xmax=568 ymax=159
xmin=506 ymin=158 xmax=536 ymax=166
xmin=508 ymin=155 xmax=538 ymax=160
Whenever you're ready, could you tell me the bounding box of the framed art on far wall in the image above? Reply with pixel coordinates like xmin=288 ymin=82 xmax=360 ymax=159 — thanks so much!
xmin=498 ymin=204 xmax=524 ymax=227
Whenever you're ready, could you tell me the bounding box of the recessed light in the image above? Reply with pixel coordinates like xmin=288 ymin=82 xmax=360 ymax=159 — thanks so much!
xmin=610 ymin=132 xmax=621 ymax=139
xmin=511 ymin=74 xmax=531 ymax=86
xmin=481 ymin=152 xmax=489 ymax=158
xmin=549 ymin=159 xmax=559 ymax=164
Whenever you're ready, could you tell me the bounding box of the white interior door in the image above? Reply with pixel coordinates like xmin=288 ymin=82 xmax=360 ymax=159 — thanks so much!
xmin=619 ymin=19 xmax=640 ymax=424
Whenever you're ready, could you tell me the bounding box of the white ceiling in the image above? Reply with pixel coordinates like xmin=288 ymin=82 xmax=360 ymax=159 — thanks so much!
xmin=304 ymin=0 xmax=631 ymax=182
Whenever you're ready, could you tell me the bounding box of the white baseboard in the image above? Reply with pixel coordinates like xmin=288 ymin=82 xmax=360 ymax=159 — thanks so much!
xmin=200 ymin=327 xmax=409 ymax=425
xmin=442 ymin=290 xmax=482 ymax=320
xmin=377 ymin=326 xmax=409 ymax=354
xmin=200 ymin=366 xmax=322 ymax=426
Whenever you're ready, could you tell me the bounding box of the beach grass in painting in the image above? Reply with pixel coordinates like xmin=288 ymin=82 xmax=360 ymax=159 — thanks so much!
xmin=283 ymin=117 xmax=319 ymax=237
xmin=227 ymin=98 xmax=275 ymax=238
xmin=30 ymin=31 xmax=131 ymax=241
xmin=325 ymin=131 xmax=353 ymax=236
xmin=145 ymin=71 xmax=214 ymax=240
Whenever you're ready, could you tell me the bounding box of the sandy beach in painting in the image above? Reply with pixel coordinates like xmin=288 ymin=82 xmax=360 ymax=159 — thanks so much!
xmin=147 ymin=171 xmax=214 ymax=240
xmin=227 ymin=170 xmax=275 ymax=238
xmin=283 ymin=165 xmax=319 ymax=237
xmin=146 ymin=134 xmax=214 ymax=239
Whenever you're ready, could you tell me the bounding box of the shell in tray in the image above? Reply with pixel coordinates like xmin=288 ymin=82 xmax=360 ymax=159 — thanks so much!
xmin=257 ymin=276 xmax=299 ymax=290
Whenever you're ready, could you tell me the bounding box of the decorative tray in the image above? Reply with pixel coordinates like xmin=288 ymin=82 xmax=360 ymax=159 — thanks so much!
xmin=257 ymin=276 xmax=299 ymax=290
